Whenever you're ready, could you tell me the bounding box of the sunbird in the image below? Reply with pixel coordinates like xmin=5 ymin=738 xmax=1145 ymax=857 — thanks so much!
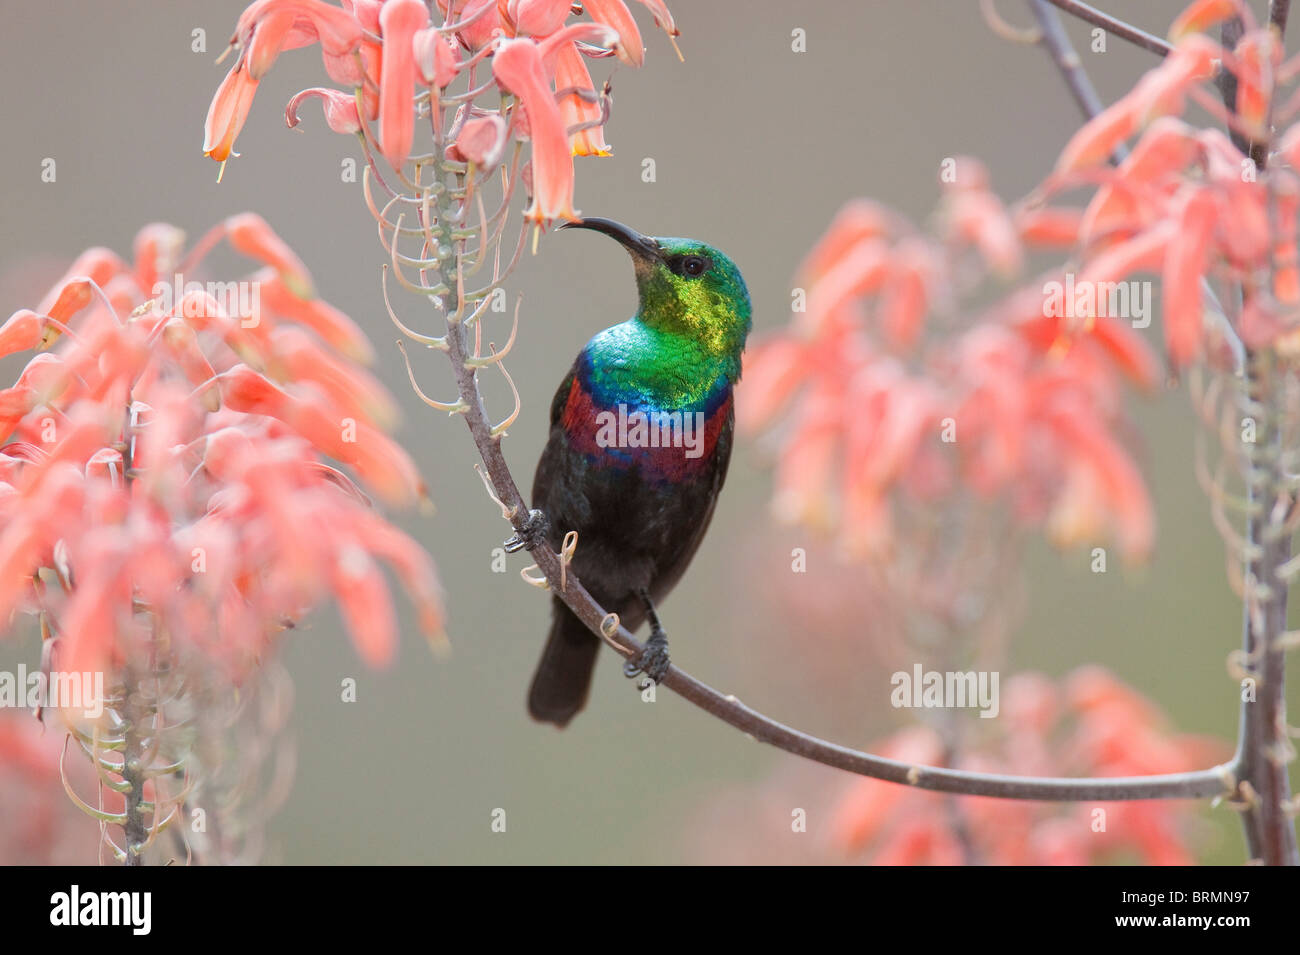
xmin=508 ymin=218 xmax=752 ymax=727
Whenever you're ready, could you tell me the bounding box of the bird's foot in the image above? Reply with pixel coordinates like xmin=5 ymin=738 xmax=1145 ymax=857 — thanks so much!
xmin=624 ymin=629 xmax=670 ymax=688
xmin=503 ymin=508 xmax=549 ymax=553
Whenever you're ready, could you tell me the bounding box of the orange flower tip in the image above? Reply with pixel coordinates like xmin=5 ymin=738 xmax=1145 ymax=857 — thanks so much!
xmin=284 ymin=273 xmax=315 ymax=299
xmin=1168 ymin=0 xmax=1238 ymax=42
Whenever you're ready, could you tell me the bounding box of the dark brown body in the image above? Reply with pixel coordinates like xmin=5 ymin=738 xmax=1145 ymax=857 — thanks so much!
xmin=526 ymin=368 xmax=734 ymax=726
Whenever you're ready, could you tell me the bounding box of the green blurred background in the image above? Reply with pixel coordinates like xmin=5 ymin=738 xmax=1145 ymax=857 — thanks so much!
xmin=1 ymin=0 xmax=1295 ymax=863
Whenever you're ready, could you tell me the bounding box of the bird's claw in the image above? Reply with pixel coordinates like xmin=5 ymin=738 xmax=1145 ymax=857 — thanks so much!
xmin=624 ymin=631 xmax=670 ymax=688
xmin=503 ymin=509 xmax=549 ymax=554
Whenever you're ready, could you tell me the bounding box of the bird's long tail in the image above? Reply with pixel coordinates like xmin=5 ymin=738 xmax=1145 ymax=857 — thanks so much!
xmin=528 ymin=599 xmax=600 ymax=727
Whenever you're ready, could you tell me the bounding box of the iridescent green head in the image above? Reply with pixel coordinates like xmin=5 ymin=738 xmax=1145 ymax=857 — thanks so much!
xmin=562 ymin=217 xmax=752 ymax=382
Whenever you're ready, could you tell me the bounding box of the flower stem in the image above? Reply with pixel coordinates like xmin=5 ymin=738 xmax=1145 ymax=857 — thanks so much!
xmin=1236 ymin=351 xmax=1299 ymax=864
xmin=121 ymin=667 xmax=148 ymax=865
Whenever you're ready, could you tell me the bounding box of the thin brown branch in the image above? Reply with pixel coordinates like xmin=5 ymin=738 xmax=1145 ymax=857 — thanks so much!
xmin=1236 ymin=353 xmax=1299 ymax=865
xmin=1042 ymin=0 xmax=1173 ymax=57
xmin=1027 ymin=0 xmax=1110 ymax=133
xmin=1273 ymin=0 xmax=1293 ymax=35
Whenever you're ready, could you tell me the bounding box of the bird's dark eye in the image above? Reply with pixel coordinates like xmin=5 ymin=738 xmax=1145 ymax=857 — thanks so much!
xmin=677 ymin=255 xmax=710 ymax=277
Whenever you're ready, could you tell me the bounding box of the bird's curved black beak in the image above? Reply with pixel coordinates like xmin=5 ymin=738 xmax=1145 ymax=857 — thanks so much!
xmin=559 ymin=217 xmax=663 ymax=263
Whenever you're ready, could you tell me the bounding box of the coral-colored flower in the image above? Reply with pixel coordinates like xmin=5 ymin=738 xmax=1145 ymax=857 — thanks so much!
xmin=413 ymin=28 xmax=461 ymax=88
xmin=224 ymin=212 xmax=314 ymax=298
xmin=492 ymin=25 xmax=618 ymax=222
xmin=451 ymin=114 xmax=509 ymax=169
xmin=1057 ymin=35 xmax=1220 ymax=173
xmin=555 ymin=42 xmax=611 ymax=157
xmin=286 ymin=87 xmax=362 ymax=135
xmin=584 ymin=0 xmax=679 ymax=67
xmin=1168 ymin=0 xmax=1239 ymax=41
xmin=377 ymin=0 xmax=430 ymax=170
xmin=231 ymin=0 xmax=363 ymax=63
xmin=509 ymin=0 xmax=572 ymax=38
xmin=203 ymin=63 xmax=260 ymax=162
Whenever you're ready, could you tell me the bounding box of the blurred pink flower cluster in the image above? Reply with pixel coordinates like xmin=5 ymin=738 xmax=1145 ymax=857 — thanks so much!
xmin=743 ymin=0 xmax=1300 ymax=565
xmin=0 ymin=214 xmax=442 ymax=678
xmin=740 ymin=159 xmax=1157 ymax=562
xmin=830 ymin=668 xmax=1227 ymax=865
xmin=1046 ymin=6 xmax=1300 ymax=361
xmin=205 ymin=0 xmax=678 ymax=222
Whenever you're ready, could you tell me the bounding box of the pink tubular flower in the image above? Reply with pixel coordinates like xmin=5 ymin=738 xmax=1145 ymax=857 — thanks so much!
xmin=508 ymin=0 xmax=572 ymax=37
xmin=494 ymin=22 xmax=619 ymax=222
xmin=286 ymin=87 xmax=362 ymax=135
xmin=132 ymin=223 xmax=186 ymax=290
xmin=492 ymin=36 xmax=579 ymax=221
xmin=584 ymin=0 xmax=679 ymax=66
xmin=203 ymin=62 xmax=260 ymax=162
xmin=555 ymin=41 xmax=611 ymax=157
xmin=256 ymin=268 xmax=374 ymax=363
xmin=1168 ymin=0 xmax=1240 ymax=40
xmin=231 ymin=0 xmax=363 ymax=62
xmin=413 ymin=28 xmax=461 ymax=88
xmin=1056 ymin=35 xmax=1219 ymax=173
xmin=377 ymin=0 xmax=430 ymax=170
xmin=451 ymin=114 xmax=509 ymax=169
xmin=0 ymin=311 xmax=51 ymax=360
xmin=205 ymin=0 xmax=363 ymax=167
xmin=243 ymin=8 xmax=299 ymax=80
xmin=223 ymin=212 xmax=314 ymax=298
